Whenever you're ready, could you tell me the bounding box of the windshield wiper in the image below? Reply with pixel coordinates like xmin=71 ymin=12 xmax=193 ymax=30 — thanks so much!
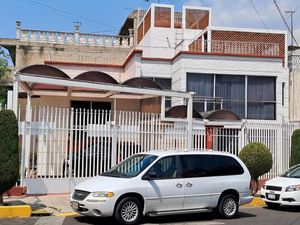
xmin=102 ymin=170 xmax=127 ymax=177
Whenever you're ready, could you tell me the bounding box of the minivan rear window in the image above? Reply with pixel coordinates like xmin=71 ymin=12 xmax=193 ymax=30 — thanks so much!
xmin=180 ymin=155 xmax=244 ymax=178
xmin=211 ymin=155 xmax=244 ymax=176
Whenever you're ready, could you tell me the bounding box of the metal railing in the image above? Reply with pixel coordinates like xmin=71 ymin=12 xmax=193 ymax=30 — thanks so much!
xmin=189 ymin=39 xmax=280 ymax=57
xmin=18 ymin=106 xmax=298 ymax=193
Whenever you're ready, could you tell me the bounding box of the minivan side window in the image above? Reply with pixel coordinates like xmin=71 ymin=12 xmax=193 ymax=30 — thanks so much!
xmin=211 ymin=155 xmax=244 ymax=176
xmin=147 ymin=156 xmax=181 ymax=179
xmin=180 ymin=155 xmax=213 ymax=178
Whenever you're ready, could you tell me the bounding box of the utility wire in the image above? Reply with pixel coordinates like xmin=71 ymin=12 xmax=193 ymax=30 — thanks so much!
xmin=249 ymin=0 xmax=270 ymax=33
xmin=25 ymin=0 xmax=117 ymax=29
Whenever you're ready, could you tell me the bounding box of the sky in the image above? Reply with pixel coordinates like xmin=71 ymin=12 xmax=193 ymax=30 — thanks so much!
xmin=0 ymin=0 xmax=300 ymax=46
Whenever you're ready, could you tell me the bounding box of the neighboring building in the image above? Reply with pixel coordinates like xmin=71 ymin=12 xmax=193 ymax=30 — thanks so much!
xmin=288 ymin=48 xmax=300 ymax=121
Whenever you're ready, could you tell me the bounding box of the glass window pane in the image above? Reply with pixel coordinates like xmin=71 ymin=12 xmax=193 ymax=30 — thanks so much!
xmin=148 ymin=156 xmax=180 ymax=179
xmin=215 ymin=75 xmax=245 ymax=117
xmin=247 ymin=102 xmax=276 ymax=120
xmin=248 ymin=76 xmax=276 ymax=101
xmin=211 ymin=156 xmax=244 ymax=176
xmin=180 ymin=155 xmax=213 ymax=178
xmin=187 ymin=73 xmax=214 ymax=97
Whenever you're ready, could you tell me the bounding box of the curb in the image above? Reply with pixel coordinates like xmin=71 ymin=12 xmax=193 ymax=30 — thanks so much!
xmin=244 ymin=197 xmax=266 ymax=207
xmin=54 ymin=212 xmax=78 ymax=217
xmin=0 ymin=205 xmax=32 ymax=218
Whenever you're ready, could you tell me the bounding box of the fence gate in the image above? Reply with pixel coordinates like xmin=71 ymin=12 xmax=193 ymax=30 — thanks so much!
xmin=19 ymin=106 xmax=299 ymax=194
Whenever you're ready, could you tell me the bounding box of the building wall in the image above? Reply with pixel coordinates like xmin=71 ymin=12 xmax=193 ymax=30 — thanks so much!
xmin=16 ymin=41 xmax=132 ymax=71
xmin=289 ymin=53 xmax=300 ymax=121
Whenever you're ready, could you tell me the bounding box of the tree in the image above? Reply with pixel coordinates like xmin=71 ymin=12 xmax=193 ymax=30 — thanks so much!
xmin=290 ymin=129 xmax=300 ymax=167
xmin=0 ymin=110 xmax=19 ymax=205
xmin=239 ymin=142 xmax=273 ymax=194
xmin=0 ymin=47 xmax=10 ymax=105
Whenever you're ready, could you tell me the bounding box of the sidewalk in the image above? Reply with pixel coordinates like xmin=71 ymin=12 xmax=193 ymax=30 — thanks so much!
xmin=3 ymin=194 xmax=266 ymax=217
xmin=4 ymin=194 xmax=76 ymax=216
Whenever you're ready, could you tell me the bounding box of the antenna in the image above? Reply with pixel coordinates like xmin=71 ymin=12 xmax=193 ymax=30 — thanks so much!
xmin=273 ymin=0 xmax=299 ymax=46
xmin=285 ymin=10 xmax=296 ymax=46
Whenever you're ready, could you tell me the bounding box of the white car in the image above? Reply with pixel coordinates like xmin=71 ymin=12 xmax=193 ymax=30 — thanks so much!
xmin=261 ymin=164 xmax=300 ymax=208
xmin=70 ymin=150 xmax=253 ymax=225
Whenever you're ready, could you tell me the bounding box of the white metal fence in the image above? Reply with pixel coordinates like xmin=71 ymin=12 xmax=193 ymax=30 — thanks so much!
xmin=18 ymin=106 xmax=300 ymax=193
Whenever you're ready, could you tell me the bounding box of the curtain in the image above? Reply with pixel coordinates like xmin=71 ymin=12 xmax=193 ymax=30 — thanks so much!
xmin=247 ymin=76 xmax=276 ymax=120
xmin=216 ymin=75 xmax=245 ymax=118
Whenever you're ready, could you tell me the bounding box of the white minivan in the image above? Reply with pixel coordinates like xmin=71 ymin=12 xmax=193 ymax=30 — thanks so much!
xmin=70 ymin=151 xmax=253 ymax=224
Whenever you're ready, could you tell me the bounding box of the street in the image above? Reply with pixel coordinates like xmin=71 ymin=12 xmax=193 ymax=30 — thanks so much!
xmin=1 ymin=206 xmax=300 ymax=225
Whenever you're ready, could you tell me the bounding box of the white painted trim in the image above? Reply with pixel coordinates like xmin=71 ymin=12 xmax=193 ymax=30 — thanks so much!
xmin=209 ymin=26 xmax=287 ymax=35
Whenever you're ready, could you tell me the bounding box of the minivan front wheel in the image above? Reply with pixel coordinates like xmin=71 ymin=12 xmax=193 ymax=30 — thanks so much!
xmin=115 ymin=197 xmax=142 ymax=225
xmin=218 ymin=194 xmax=239 ymax=219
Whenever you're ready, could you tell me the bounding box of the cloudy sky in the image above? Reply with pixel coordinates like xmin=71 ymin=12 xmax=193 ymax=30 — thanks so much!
xmin=0 ymin=0 xmax=299 ymax=45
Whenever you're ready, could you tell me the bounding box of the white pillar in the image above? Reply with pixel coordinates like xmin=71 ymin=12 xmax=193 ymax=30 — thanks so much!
xmin=7 ymin=90 xmax=13 ymax=110
xmin=24 ymin=93 xmax=32 ymax=174
xmin=12 ymin=77 xmax=19 ymax=117
xmin=187 ymin=95 xmax=193 ymax=150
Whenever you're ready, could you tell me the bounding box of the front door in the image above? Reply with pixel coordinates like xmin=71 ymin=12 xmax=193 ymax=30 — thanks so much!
xmin=143 ymin=156 xmax=184 ymax=212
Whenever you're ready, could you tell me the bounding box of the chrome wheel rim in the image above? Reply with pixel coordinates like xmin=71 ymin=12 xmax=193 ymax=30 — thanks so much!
xmin=121 ymin=201 xmax=138 ymax=222
xmin=223 ymin=198 xmax=237 ymax=217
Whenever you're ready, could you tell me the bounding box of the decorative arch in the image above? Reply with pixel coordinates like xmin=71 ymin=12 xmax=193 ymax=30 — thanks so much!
xmin=200 ymin=109 xmax=241 ymax=121
xmin=166 ymin=105 xmax=203 ymax=119
xmin=19 ymin=64 xmax=69 ymax=90
xmin=74 ymin=71 xmax=118 ymax=84
xmin=123 ymin=77 xmax=162 ymax=90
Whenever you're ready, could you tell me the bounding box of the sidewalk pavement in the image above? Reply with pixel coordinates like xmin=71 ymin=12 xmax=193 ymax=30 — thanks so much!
xmin=4 ymin=194 xmax=76 ymax=216
xmin=3 ymin=193 xmax=266 ymax=217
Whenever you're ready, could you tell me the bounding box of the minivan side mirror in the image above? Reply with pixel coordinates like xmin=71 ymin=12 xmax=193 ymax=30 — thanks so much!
xmin=143 ymin=171 xmax=157 ymax=180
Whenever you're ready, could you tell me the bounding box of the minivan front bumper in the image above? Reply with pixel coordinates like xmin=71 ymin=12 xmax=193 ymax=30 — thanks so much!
xmin=70 ymin=194 xmax=116 ymax=217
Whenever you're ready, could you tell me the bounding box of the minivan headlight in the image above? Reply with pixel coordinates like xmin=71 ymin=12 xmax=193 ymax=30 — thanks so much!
xmin=285 ymin=185 xmax=300 ymax=192
xmin=92 ymin=191 xmax=114 ymax=198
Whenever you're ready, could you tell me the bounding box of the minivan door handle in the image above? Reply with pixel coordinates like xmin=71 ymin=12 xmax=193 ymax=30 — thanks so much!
xmin=176 ymin=183 xmax=183 ymax=188
xmin=186 ymin=182 xmax=193 ymax=187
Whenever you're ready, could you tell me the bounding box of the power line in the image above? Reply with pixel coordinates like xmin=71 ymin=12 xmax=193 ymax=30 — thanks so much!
xmin=25 ymin=0 xmax=117 ymax=29
xmin=249 ymin=0 xmax=270 ymax=32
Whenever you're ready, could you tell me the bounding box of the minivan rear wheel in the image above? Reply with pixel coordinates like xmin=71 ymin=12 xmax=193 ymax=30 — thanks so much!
xmin=218 ymin=194 xmax=239 ymax=219
xmin=115 ymin=197 xmax=142 ymax=225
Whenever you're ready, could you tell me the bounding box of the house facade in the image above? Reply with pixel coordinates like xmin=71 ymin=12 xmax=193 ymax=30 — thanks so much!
xmin=0 ymin=3 xmax=292 ymax=194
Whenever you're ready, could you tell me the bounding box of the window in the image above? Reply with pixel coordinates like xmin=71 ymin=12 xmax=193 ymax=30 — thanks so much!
xmin=180 ymin=155 xmax=213 ymax=178
xmin=187 ymin=73 xmax=214 ymax=111
xmin=147 ymin=156 xmax=180 ymax=179
xmin=247 ymin=76 xmax=276 ymax=120
xmin=186 ymin=73 xmax=277 ymax=120
xmin=211 ymin=156 xmax=244 ymax=176
xmin=216 ymin=75 xmax=245 ymax=118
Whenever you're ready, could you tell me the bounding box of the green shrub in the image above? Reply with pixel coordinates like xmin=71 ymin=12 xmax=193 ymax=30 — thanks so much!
xmin=290 ymin=129 xmax=300 ymax=167
xmin=239 ymin=142 xmax=273 ymax=179
xmin=0 ymin=110 xmax=19 ymax=205
xmin=239 ymin=142 xmax=272 ymax=194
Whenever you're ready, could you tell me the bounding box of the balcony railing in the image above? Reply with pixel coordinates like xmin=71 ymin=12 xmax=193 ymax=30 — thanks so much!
xmin=289 ymin=54 xmax=300 ymax=72
xmin=18 ymin=29 xmax=131 ymax=47
xmin=189 ymin=39 xmax=281 ymax=57
xmin=15 ymin=20 xmax=133 ymax=48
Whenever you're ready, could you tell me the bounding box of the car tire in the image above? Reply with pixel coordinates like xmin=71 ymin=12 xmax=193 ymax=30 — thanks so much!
xmin=218 ymin=194 xmax=239 ymax=219
xmin=114 ymin=197 xmax=142 ymax=225
xmin=266 ymin=202 xmax=280 ymax=209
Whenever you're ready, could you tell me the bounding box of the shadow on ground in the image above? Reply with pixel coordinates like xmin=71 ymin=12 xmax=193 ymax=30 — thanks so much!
xmin=73 ymin=211 xmax=256 ymax=225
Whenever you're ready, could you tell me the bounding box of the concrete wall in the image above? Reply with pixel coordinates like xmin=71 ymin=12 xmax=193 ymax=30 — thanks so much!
xmin=16 ymin=41 xmax=132 ymax=71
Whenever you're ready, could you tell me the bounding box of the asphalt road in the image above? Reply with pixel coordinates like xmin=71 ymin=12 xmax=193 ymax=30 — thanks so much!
xmin=1 ymin=206 xmax=300 ymax=225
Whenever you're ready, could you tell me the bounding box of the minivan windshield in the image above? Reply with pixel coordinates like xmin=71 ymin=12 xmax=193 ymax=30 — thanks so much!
xmin=101 ymin=154 xmax=158 ymax=178
xmin=280 ymin=165 xmax=300 ymax=178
